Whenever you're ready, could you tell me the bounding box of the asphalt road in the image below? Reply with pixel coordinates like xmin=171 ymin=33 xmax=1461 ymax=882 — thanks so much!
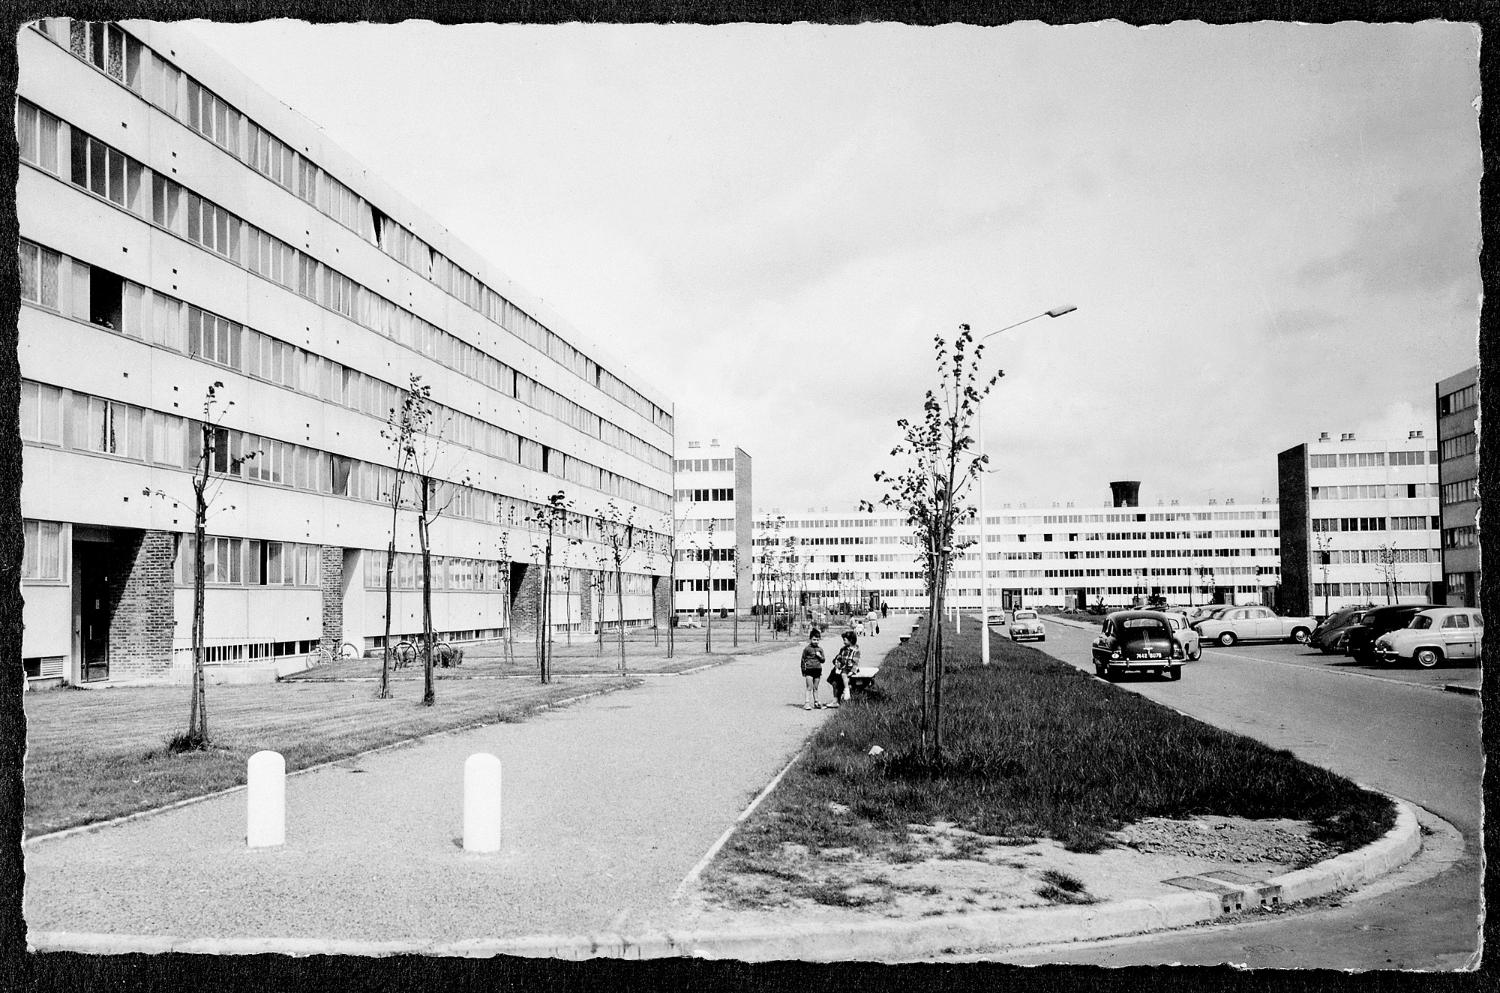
xmin=24 ymin=627 xmax=902 ymax=945
xmin=991 ymin=618 xmax=1484 ymax=970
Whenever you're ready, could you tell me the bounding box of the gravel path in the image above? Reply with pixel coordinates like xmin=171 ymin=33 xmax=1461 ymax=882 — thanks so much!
xmin=26 ymin=627 xmax=903 ymax=943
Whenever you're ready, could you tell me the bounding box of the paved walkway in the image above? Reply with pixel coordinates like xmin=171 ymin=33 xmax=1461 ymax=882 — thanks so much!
xmin=25 ymin=622 xmax=908 ymax=944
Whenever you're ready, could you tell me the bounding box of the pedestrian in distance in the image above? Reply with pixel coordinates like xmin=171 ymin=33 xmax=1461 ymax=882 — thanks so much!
xmin=800 ymin=627 xmax=826 ymax=710
xmin=826 ymin=629 xmax=860 ymax=707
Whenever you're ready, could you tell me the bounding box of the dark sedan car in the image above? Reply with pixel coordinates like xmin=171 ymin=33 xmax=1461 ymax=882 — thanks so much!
xmin=1344 ymin=603 xmax=1438 ymax=663
xmin=1311 ymin=606 xmax=1368 ymax=655
xmin=1092 ymin=610 xmax=1186 ymax=681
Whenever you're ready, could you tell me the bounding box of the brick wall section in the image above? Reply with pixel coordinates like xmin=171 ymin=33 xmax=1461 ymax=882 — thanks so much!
xmin=108 ymin=530 xmax=175 ymax=681
xmin=510 ymin=562 xmax=541 ymax=634
xmin=578 ymin=568 xmax=594 ymax=628
xmin=320 ymin=545 xmax=344 ymax=654
xmin=653 ymin=573 xmax=671 ymax=628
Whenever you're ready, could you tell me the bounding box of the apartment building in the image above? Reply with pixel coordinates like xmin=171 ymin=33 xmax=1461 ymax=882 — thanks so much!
xmin=1277 ymin=431 xmax=1441 ymax=618
xmin=753 ymin=481 xmax=1281 ymax=614
xmin=1436 ymin=367 xmax=1480 ymax=607
xmin=671 ymin=439 xmax=751 ymax=618
xmin=17 ymin=20 xmax=675 ymax=686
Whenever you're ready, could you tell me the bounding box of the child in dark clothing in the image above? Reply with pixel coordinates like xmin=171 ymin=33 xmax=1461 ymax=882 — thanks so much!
xmin=799 ymin=627 xmax=826 ymax=710
xmin=826 ymin=630 xmax=860 ymax=707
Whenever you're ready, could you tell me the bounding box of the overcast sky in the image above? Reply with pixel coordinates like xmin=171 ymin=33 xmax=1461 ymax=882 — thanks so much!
xmin=184 ymin=20 xmax=1481 ymax=515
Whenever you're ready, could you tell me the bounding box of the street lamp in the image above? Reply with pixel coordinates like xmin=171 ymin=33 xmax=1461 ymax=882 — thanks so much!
xmin=976 ymin=305 xmax=1077 ymax=666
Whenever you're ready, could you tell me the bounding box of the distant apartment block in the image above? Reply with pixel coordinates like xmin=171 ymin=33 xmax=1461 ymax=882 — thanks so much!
xmin=17 ymin=20 xmax=674 ymax=686
xmin=1436 ymin=366 xmax=1479 ymax=607
xmin=755 ymin=481 xmax=1280 ymax=614
xmin=1278 ymin=431 xmax=1441 ymax=618
xmin=672 ymin=439 xmax=751 ymax=618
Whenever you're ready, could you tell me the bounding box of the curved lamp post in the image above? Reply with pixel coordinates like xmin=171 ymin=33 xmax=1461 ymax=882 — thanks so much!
xmin=977 ymin=305 xmax=1077 ymax=665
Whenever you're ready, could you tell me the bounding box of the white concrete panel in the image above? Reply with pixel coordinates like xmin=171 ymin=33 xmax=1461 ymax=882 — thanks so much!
xmin=21 ymin=584 xmax=73 ymax=659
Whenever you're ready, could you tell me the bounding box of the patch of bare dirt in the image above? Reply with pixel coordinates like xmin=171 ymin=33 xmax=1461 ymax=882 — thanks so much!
xmin=680 ymin=807 xmax=1337 ymax=931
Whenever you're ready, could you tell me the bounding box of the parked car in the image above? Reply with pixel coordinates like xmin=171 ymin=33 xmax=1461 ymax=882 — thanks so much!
xmin=1311 ymin=606 xmax=1368 ymax=655
xmin=1374 ymin=607 xmax=1484 ymax=668
xmin=1163 ymin=612 xmax=1202 ymax=660
xmin=1009 ymin=609 xmax=1045 ymax=642
xmin=1188 ymin=604 xmax=1231 ymax=625
xmin=1343 ymin=603 xmax=1438 ymax=663
xmin=1092 ymin=610 xmax=1185 ymax=680
xmin=985 ymin=611 xmax=1007 ymax=627
xmin=1191 ymin=605 xmax=1315 ymax=647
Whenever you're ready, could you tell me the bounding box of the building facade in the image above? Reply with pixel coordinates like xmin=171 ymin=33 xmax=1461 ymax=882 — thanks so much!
xmin=1277 ymin=431 xmax=1441 ymax=618
xmin=672 ymin=439 xmax=751 ymax=618
xmin=18 ymin=20 xmax=675 ymax=686
xmin=754 ymin=482 xmax=1281 ymax=615
xmin=1436 ymin=367 xmax=1480 ymax=607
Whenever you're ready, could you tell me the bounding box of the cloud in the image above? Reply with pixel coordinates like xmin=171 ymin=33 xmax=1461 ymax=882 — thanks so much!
xmin=1296 ymin=181 xmax=1480 ymax=295
xmin=1265 ymin=307 xmax=1342 ymax=339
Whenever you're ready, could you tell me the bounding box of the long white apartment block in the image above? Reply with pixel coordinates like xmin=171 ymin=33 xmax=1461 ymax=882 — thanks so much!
xmin=17 ymin=20 xmax=675 ymax=686
xmin=754 ymin=480 xmax=1282 ymax=615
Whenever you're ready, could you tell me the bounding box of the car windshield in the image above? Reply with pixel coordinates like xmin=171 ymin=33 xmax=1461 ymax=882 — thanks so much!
xmin=1016 ymin=611 xmax=1038 ymax=620
xmin=1119 ymin=619 xmax=1169 ymax=640
xmin=1409 ymin=615 xmax=1434 ymax=630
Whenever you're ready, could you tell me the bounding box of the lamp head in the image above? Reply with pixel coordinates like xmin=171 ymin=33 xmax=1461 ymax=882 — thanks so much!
xmin=1045 ymin=305 xmax=1078 ymax=318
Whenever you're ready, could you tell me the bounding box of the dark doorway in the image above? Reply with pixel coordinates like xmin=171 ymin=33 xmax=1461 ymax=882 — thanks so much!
xmin=75 ymin=540 xmax=112 ymax=682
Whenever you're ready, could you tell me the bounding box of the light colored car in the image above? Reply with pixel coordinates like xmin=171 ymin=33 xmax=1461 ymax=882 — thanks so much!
xmin=1192 ymin=605 xmax=1315 ymax=647
xmin=986 ymin=611 xmax=1006 ymax=627
xmin=1009 ymin=609 xmax=1045 ymax=642
xmin=1374 ymin=607 xmax=1484 ymax=668
xmin=678 ymin=616 xmax=703 ymax=629
xmin=1163 ymin=612 xmax=1202 ymax=660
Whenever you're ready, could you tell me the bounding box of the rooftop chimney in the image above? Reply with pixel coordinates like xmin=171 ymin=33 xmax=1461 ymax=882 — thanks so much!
xmin=1109 ymin=481 xmax=1141 ymax=508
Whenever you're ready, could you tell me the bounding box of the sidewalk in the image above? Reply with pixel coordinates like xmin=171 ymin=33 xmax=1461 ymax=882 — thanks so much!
xmin=24 ymin=623 xmax=907 ymax=945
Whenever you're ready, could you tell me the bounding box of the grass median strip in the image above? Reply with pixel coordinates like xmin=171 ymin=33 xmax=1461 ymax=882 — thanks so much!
xmin=703 ymin=618 xmax=1393 ymax=906
xmin=23 ymin=676 xmax=637 ymax=837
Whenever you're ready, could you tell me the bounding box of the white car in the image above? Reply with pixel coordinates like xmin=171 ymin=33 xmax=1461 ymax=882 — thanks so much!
xmin=1374 ymin=607 xmax=1484 ymax=668
xmin=1009 ymin=609 xmax=1045 ymax=642
xmin=1192 ymin=605 xmax=1315 ymax=647
xmin=1163 ymin=612 xmax=1202 ymax=660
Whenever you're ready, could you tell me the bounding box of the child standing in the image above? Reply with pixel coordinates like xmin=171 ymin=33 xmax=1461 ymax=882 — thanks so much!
xmin=799 ymin=628 xmax=826 ymax=710
xmin=826 ymin=630 xmax=861 ymax=707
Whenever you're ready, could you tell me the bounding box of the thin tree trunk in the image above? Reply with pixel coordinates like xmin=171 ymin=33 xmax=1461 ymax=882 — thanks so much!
xmin=615 ymin=563 xmax=627 ymax=675
xmin=542 ymin=541 xmax=553 ymax=683
xmin=419 ymin=476 xmax=435 ymax=706
xmin=188 ymin=471 xmax=208 ymax=745
xmin=667 ymin=555 xmax=676 ymax=659
xmin=379 ymin=498 xmax=398 ymax=698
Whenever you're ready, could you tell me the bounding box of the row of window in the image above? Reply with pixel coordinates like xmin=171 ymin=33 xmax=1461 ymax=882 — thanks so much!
xmin=1312 ymin=583 xmax=1436 ymax=598
xmin=36 ymin=20 xmax=673 ymax=433
xmin=1444 ymin=526 xmax=1478 ymax=549
xmin=676 ymin=548 xmax=737 ymax=562
xmin=1306 ymin=451 xmax=1425 ymax=469
xmin=20 ymin=103 xmax=673 ymax=470
xmin=1311 ymin=516 xmax=1440 ymax=533
xmin=1439 ymin=382 xmax=1477 ymax=416
xmin=173 ymin=534 xmax=322 ymax=588
xmin=1322 ymin=548 xmax=1436 ymax=564
xmin=1439 ymin=433 xmax=1477 ymax=462
xmin=1440 ymin=479 xmax=1479 ymax=505
xmin=675 ymin=579 xmax=737 ymax=592
xmin=20 ymin=239 xmax=669 ymax=511
xmin=676 ymin=488 xmax=735 ymax=503
xmin=19 ymin=379 xmax=668 ymax=547
xmin=677 ymin=518 xmax=736 ymax=532
xmin=675 ymin=458 xmax=736 ymax=472
xmin=1310 ymin=484 xmax=1436 ymax=500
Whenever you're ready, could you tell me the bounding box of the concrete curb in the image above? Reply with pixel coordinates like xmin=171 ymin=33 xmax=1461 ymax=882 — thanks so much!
xmin=1443 ymin=683 xmax=1480 ymax=696
xmin=28 ymin=796 xmax=1424 ymax=962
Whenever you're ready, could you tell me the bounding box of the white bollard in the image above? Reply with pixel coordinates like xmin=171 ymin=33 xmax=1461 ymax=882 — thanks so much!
xmin=246 ymin=749 xmax=285 ymax=848
xmin=463 ymin=752 xmax=503 ymax=853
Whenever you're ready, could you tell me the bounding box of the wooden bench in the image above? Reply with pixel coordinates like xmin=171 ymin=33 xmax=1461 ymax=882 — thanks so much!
xmin=848 ymin=666 xmax=881 ymax=693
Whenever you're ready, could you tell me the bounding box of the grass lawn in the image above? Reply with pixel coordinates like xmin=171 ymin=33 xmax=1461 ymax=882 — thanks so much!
xmin=709 ymin=616 xmax=1394 ymax=892
xmin=22 ymin=675 xmax=635 ymax=837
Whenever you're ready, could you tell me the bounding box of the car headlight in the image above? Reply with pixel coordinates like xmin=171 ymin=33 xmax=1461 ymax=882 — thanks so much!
xmin=1110 ymin=650 xmax=1122 ymax=660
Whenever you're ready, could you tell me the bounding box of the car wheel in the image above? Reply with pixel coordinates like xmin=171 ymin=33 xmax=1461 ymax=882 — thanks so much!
xmin=1103 ymin=668 xmax=1117 ymax=682
xmin=1218 ymin=631 xmax=1237 ymax=647
xmin=1190 ymin=646 xmax=1202 ymax=661
xmin=1291 ymin=627 xmax=1311 ymax=645
xmin=1320 ymin=645 xmax=1336 ymax=655
xmin=1415 ymin=647 xmax=1441 ymax=669
xmin=1168 ymin=665 xmax=1182 ymax=681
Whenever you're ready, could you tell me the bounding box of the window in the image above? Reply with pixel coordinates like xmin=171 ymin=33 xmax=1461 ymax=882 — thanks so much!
xmin=1442 ymin=613 xmax=1470 ymax=630
xmin=67 ymin=21 xmax=143 ymax=89
xmin=16 ymin=99 xmax=61 ymax=174
xmin=184 ymin=77 xmax=243 ymax=156
xmin=19 ymin=381 xmax=65 ymax=445
xmin=1440 ymin=433 xmax=1477 ymax=462
xmin=69 ymin=129 xmax=145 ymax=212
xmin=21 ymin=520 xmax=67 ymax=582
xmin=18 ymin=241 xmax=61 ymax=310
xmin=184 ymin=192 xmax=241 ymax=262
xmin=1439 ymin=383 xmax=1477 ymax=416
